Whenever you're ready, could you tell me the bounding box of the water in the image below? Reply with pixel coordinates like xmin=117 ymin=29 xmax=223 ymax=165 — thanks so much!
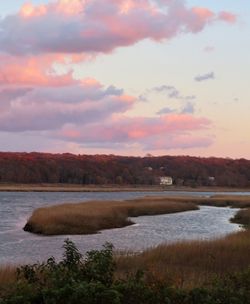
xmin=0 ymin=191 xmax=246 ymax=264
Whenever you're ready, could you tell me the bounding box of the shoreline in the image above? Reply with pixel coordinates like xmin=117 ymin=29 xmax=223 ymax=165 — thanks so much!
xmin=0 ymin=183 xmax=250 ymax=192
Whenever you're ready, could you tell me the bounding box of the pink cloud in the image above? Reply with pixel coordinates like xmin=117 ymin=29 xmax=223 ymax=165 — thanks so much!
xmin=20 ymin=3 xmax=47 ymax=18
xmin=0 ymin=0 xmax=225 ymax=152
xmin=218 ymin=11 xmax=237 ymax=24
xmin=0 ymin=0 xmax=237 ymax=56
xmin=149 ymin=134 xmax=213 ymax=150
xmin=192 ymin=7 xmax=214 ymax=20
xmin=0 ymin=76 xmax=212 ymax=151
xmin=0 ymin=75 xmax=212 ymax=151
xmin=0 ymin=55 xmax=79 ymax=87
xmin=0 ymin=80 xmax=135 ymax=131
xmin=57 ymin=114 xmax=212 ymax=150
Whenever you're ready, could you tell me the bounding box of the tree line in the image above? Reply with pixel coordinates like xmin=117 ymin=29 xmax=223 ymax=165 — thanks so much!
xmin=0 ymin=152 xmax=249 ymax=187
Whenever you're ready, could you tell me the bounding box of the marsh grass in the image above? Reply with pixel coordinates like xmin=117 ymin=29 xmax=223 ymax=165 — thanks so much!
xmin=0 ymin=265 xmax=17 ymax=293
xmin=115 ymin=229 xmax=250 ymax=288
xmin=232 ymin=208 xmax=250 ymax=227
xmin=24 ymin=198 xmax=198 ymax=235
xmin=200 ymin=195 xmax=250 ymax=208
xmin=1 ymin=230 xmax=250 ymax=291
xmin=4 ymin=235 xmax=247 ymax=289
xmin=113 ymin=195 xmax=250 ymax=288
xmin=3 ymin=198 xmax=250 ymax=292
xmin=24 ymin=195 xmax=250 ymax=235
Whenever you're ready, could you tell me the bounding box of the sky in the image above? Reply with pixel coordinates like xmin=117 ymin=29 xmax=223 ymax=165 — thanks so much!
xmin=0 ymin=0 xmax=249 ymax=159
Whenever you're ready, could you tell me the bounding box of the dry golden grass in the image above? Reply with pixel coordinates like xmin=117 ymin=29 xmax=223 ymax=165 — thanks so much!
xmin=3 ymin=194 xmax=250 ymax=292
xmin=3 ymin=196 xmax=250 ymax=291
xmin=144 ymin=195 xmax=250 ymax=208
xmin=115 ymin=229 xmax=250 ymax=288
xmin=24 ymin=195 xmax=250 ymax=235
xmin=113 ymin=195 xmax=250 ymax=288
xmin=24 ymin=198 xmax=198 ymax=235
xmin=200 ymin=195 xmax=250 ymax=208
xmin=1 ymin=230 xmax=250 ymax=290
xmin=232 ymin=208 xmax=250 ymax=227
xmin=0 ymin=265 xmax=17 ymax=287
xmin=169 ymin=195 xmax=250 ymax=208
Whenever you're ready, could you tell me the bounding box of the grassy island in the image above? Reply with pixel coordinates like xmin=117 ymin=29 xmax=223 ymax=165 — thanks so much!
xmin=23 ymin=197 xmax=199 ymax=235
xmin=23 ymin=195 xmax=250 ymax=236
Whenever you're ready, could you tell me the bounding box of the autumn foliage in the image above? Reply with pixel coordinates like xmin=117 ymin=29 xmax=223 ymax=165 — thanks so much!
xmin=0 ymin=152 xmax=250 ymax=187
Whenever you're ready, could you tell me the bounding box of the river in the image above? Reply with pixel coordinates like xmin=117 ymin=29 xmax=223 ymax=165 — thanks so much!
xmin=0 ymin=191 xmax=247 ymax=264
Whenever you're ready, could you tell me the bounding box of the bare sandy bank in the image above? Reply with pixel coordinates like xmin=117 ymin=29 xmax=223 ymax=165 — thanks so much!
xmin=0 ymin=183 xmax=249 ymax=192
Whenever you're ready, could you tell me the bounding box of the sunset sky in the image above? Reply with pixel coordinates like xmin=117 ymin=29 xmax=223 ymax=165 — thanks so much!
xmin=0 ymin=0 xmax=249 ymax=158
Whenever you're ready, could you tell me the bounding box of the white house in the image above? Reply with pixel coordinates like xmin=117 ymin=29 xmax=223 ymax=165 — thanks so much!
xmin=159 ymin=176 xmax=173 ymax=186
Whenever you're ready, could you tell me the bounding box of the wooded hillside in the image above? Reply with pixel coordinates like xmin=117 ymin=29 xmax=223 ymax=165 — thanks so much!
xmin=0 ymin=152 xmax=249 ymax=187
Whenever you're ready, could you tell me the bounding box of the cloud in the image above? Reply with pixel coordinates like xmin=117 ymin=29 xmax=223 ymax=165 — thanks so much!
xmin=156 ymin=107 xmax=176 ymax=115
xmin=143 ymin=135 xmax=213 ymax=150
xmin=0 ymin=79 xmax=211 ymax=151
xmin=55 ymin=113 xmax=212 ymax=150
xmin=181 ymin=102 xmax=195 ymax=114
xmin=153 ymin=85 xmax=176 ymax=93
xmin=203 ymin=46 xmax=215 ymax=53
xmin=0 ymin=87 xmax=32 ymax=112
xmin=0 ymin=80 xmax=135 ymax=131
xmin=157 ymin=101 xmax=195 ymax=115
xmin=194 ymin=72 xmax=215 ymax=82
xmin=152 ymin=84 xmax=196 ymax=101
xmin=138 ymin=95 xmax=148 ymax=102
xmin=0 ymin=0 xmax=237 ymax=57
xmin=0 ymin=87 xmax=32 ymax=102
xmin=0 ymin=0 xmax=224 ymax=153
xmin=153 ymin=85 xmax=181 ymax=98
xmin=0 ymin=54 xmax=80 ymax=87
xmin=218 ymin=11 xmax=237 ymax=24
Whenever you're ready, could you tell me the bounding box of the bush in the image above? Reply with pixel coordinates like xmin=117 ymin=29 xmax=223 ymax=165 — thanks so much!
xmin=0 ymin=240 xmax=117 ymax=304
xmin=1 ymin=240 xmax=250 ymax=304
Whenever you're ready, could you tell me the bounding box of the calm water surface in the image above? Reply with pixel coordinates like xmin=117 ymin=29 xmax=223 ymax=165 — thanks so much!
xmin=0 ymin=191 xmax=247 ymax=264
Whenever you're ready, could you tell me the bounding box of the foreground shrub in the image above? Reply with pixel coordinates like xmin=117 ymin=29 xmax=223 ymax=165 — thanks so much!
xmin=0 ymin=240 xmax=250 ymax=304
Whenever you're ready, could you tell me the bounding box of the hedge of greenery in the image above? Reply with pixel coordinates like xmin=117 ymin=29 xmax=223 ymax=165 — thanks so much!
xmin=1 ymin=240 xmax=250 ymax=304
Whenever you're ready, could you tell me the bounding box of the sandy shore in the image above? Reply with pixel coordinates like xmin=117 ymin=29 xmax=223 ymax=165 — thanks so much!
xmin=0 ymin=183 xmax=249 ymax=192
